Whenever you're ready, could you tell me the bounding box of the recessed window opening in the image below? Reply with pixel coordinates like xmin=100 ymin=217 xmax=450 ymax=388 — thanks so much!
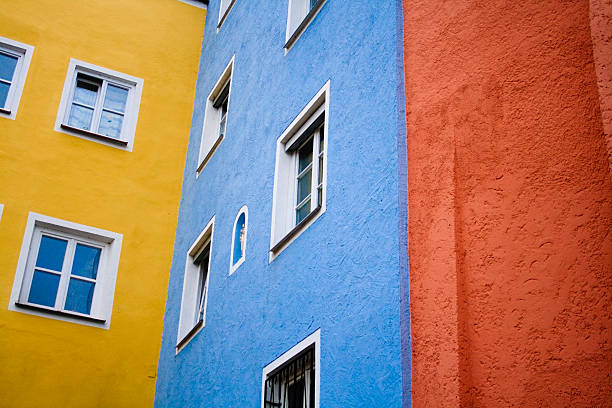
xmin=261 ymin=329 xmax=320 ymax=408
xmin=67 ymin=72 xmax=129 ymax=140
xmin=264 ymin=346 xmax=315 ymax=408
xmin=270 ymin=81 xmax=329 ymax=259
xmin=177 ymin=217 xmax=214 ymax=351
xmin=198 ymin=57 xmax=234 ymax=174
xmin=230 ymin=206 xmax=248 ymax=274
xmin=218 ymin=0 xmax=237 ymax=29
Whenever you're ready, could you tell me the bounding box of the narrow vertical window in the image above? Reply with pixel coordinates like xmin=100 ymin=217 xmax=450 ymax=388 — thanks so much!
xmin=198 ymin=57 xmax=234 ymax=173
xmin=230 ymin=206 xmax=248 ymax=274
xmin=177 ymin=217 xmax=215 ymax=351
xmin=270 ymin=82 xmax=329 ymax=258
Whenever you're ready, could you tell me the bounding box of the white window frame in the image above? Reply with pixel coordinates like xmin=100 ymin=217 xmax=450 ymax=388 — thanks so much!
xmin=229 ymin=205 xmax=248 ymax=275
xmin=270 ymin=81 xmax=329 ymax=261
xmin=8 ymin=212 xmax=123 ymax=329
xmin=0 ymin=36 xmax=34 ymax=120
xmin=261 ymin=329 xmax=321 ymax=408
xmin=217 ymin=0 xmax=237 ymax=30
xmin=0 ymin=203 xmax=4 ymax=221
xmin=197 ymin=56 xmax=234 ymax=175
xmin=285 ymin=0 xmax=327 ymax=51
xmin=54 ymin=58 xmax=143 ymax=151
xmin=177 ymin=216 xmax=215 ymax=352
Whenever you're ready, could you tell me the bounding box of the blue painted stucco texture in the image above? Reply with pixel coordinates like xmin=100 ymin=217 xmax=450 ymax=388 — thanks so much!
xmin=154 ymin=1 xmax=408 ymax=406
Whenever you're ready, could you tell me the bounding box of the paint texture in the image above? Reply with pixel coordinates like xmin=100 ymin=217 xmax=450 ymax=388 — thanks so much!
xmin=155 ymin=0 xmax=407 ymax=406
xmin=403 ymin=0 xmax=612 ymax=406
xmin=590 ymin=0 xmax=612 ymax=172
xmin=0 ymin=1 xmax=204 ymax=406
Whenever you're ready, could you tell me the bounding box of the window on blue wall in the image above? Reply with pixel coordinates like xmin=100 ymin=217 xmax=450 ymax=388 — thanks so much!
xmin=198 ymin=57 xmax=234 ymax=174
xmin=230 ymin=206 xmax=247 ymax=274
xmin=285 ymin=0 xmax=327 ymax=49
xmin=270 ymin=82 xmax=329 ymax=258
xmin=177 ymin=217 xmax=214 ymax=351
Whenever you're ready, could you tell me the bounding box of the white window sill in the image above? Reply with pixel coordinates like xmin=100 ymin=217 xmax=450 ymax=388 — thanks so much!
xmin=197 ymin=134 xmax=224 ymax=174
xmin=14 ymin=301 xmax=107 ymax=324
xmin=285 ymin=0 xmax=327 ymax=52
xmin=60 ymin=123 xmax=129 ymax=147
xmin=176 ymin=320 xmax=204 ymax=353
xmin=270 ymin=205 xmax=322 ymax=257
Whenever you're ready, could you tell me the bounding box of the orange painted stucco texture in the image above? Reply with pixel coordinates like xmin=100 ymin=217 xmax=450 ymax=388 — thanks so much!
xmin=403 ymin=0 xmax=612 ymax=407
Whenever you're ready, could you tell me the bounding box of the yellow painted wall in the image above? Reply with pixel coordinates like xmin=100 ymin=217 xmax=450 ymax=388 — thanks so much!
xmin=0 ymin=1 xmax=205 ymax=406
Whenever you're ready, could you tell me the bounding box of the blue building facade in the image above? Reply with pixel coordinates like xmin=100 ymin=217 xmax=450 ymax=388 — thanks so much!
xmin=154 ymin=0 xmax=410 ymax=406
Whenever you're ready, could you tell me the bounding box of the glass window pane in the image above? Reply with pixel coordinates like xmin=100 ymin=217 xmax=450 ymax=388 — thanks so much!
xmin=0 ymin=82 xmax=9 ymax=109
xmin=98 ymin=110 xmax=124 ymax=138
xmin=71 ymin=244 xmax=101 ymax=279
xmin=73 ymin=79 xmax=100 ymax=107
xmin=310 ymin=0 xmax=319 ymax=10
xmin=64 ymin=278 xmax=95 ymax=315
xmin=28 ymin=270 xmax=60 ymax=307
xmin=296 ymin=199 xmax=311 ymax=224
xmin=35 ymin=235 xmax=68 ymax=271
xmin=219 ymin=113 xmax=227 ymax=138
xmin=103 ymin=84 xmax=128 ymax=113
xmin=68 ymin=104 xmax=94 ymax=130
xmin=298 ymin=139 xmax=313 ymax=172
xmin=0 ymin=52 xmax=18 ymax=82
xmin=233 ymin=213 xmax=246 ymax=265
xmin=297 ymin=169 xmax=312 ymax=205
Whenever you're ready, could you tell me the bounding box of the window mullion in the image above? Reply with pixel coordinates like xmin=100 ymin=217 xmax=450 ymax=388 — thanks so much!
xmin=56 ymin=239 xmax=76 ymax=310
xmin=92 ymin=80 xmax=108 ymax=132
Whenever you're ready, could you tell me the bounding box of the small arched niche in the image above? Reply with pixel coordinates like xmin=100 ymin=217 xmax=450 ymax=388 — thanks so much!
xmin=230 ymin=206 xmax=248 ymax=274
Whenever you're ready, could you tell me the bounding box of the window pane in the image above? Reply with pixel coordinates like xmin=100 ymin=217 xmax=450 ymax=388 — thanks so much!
xmin=28 ymin=270 xmax=60 ymax=307
xmin=103 ymin=84 xmax=128 ymax=113
xmin=219 ymin=113 xmax=227 ymax=138
xmin=0 ymin=52 xmax=18 ymax=82
xmin=98 ymin=110 xmax=124 ymax=138
xmin=0 ymin=81 xmax=9 ymax=108
xmin=35 ymin=235 xmax=68 ymax=271
xmin=296 ymin=199 xmax=311 ymax=224
xmin=297 ymin=169 xmax=312 ymax=205
xmin=298 ymin=139 xmax=313 ymax=172
xmin=233 ymin=213 xmax=246 ymax=265
xmin=310 ymin=0 xmax=319 ymax=10
xmin=68 ymin=104 xmax=94 ymax=130
xmin=71 ymin=244 xmax=101 ymax=279
xmin=64 ymin=278 xmax=95 ymax=315
xmin=74 ymin=79 xmax=99 ymax=107
xmin=318 ymin=155 xmax=323 ymax=185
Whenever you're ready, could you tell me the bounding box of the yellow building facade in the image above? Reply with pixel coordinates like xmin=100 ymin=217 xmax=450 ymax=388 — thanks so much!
xmin=0 ymin=1 xmax=205 ymax=406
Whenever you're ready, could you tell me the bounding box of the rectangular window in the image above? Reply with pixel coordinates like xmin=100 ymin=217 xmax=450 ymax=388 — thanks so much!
xmin=270 ymin=82 xmax=329 ymax=259
xmin=9 ymin=212 xmax=123 ymax=329
xmin=262 ymin=329 xmax=320 ymax=408
xmin=285 ymin=0 xmax=327 ymax=50
xmin=177 ymin=217 xmax=215 ymax=351
xmin=55 ymin=59 xmax=143 ymax=151
xmin=197 ymin=57 xmax=234 ymax=174
xmin=0 ymin=36 xmax=34 ymax=120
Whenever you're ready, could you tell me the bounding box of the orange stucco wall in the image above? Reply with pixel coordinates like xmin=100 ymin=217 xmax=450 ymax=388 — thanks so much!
xmin=403 ymin=0 xmax=612 ymax=406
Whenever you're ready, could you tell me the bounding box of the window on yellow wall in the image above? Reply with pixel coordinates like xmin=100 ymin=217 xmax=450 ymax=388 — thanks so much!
xmin=0 ymin=36 xmax=34 ymax=120
xmin=9 ymin=212 xmax=123 ymax=329
xmin=54 ymin=59 xmax=143 ymax=151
